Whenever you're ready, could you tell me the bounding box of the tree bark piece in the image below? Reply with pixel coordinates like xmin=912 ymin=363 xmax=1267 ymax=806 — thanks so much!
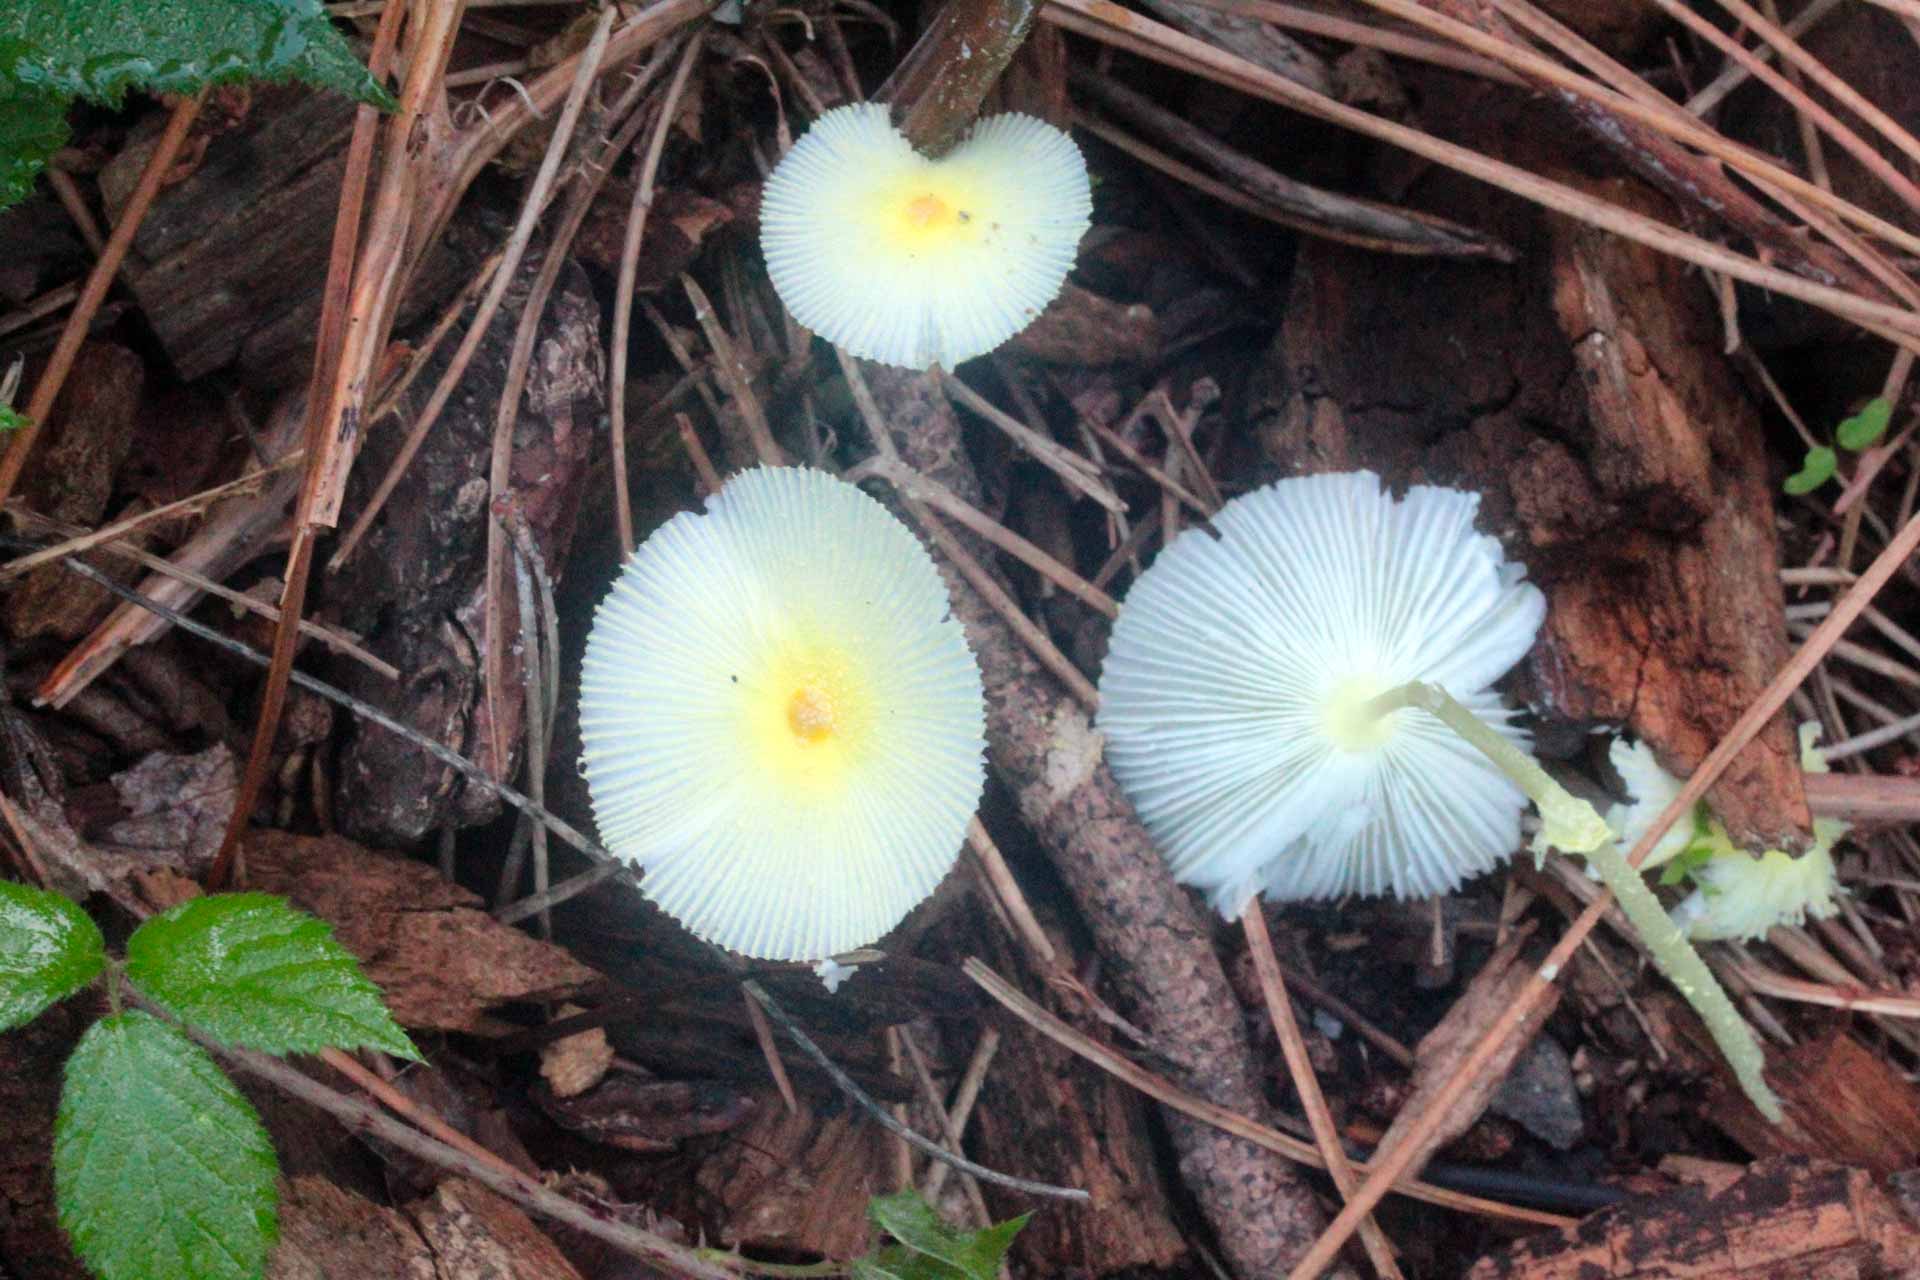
xmin=245 ymin=829 xmax=599 ymax=1035
xmin=1467 ymin=1156 xmax=1920 ymax=1279
xmin=865 ymin=366 xmax=1332 ymax=1278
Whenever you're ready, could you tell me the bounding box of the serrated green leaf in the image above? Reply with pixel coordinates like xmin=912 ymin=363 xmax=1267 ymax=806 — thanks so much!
xmin=1782 ymin=445 xmax=1837 ymax=495
xmin=1836 ymin=397 xmax=1893 ymax=452
xmin=0 ymin=0 xmax=392 ymax=109
xmin=0 ymin=85 xmax=69 ymax=210
xmin=126 ymin=893 xmax=417 ymax=1059
xmin=862 ymin=1193 xmax=1031 ymax=1280
xmin=55 ymin=1009 xmax=278 ymax=1280
xmin=0 ymin=880 xmax=105 ymax=1030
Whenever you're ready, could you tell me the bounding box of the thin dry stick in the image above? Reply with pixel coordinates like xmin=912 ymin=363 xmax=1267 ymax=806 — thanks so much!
xmin=1358 ymin=0 xmax=1920 ymax=278
xmin=920 ymin=1027 xmax=1003 ymax=1200
xmin=1287 ymin=507 xmax=1920 ymax=1278
xmin=480 ymin=6 xmax=622 ymax=771
xmin=0 ymin=282 xmax=79 ymax=341
xmin=884 ymin=1026 xmax=916 ymax=1191
xmin=329 ymin=7 xmax=622 ymax=572
xmin=1644 ymin=0 xmax=1920 ymax=215
xmin=1243 ymin=906 xmax=1402 ymax=1279
xmin=0 ymin=453 xmax=304 ymax=580
xmin=1042 ymin=0 xmax=1920 ymax=341
xmin=506 ymin=525 xmax=552 ymax=938
xmin=677 ymin=411 xmax=725 ymax=495
xmin=862 ymin=454 xmax=1120 ymax=618
xmin=741 ymin=984 xmax=800 ymax=1114
xmin=1181 ymin=0 xmax=1523 ymax=83
xmin=967 ymin=817 xmax=1059 ymax=970
xmin=898 ymin=1026 xmax=998 ymax=1238
xmin=5 ymin=514 xmax=392 ymax=678
xmin=43 ymin=169 xmax=106 ymax=257
xmin=610 ymin=31 xmax=706 ymax=556
xmin=938 ymin=369 xmax=1125 ymax=513
xmin=963 ymin=958 xmax=1572 ymax=1226
xmin=208 ymin=0 xmax=410 ymax=890
xmin=681 ymin=275 xmax=787 ymax=465
xmin=1685 ymin=0 xmax=1845 ymax=114
xmin=835 ymin=348 xmax=1100 ymax=706
xmin=0 ymin=93 xmax=204 ymax=508
xmin=1706 ymin=0 xmax=1920 ymax=178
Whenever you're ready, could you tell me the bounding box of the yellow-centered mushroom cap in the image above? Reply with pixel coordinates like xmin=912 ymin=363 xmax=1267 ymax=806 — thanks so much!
xmin=760 ymin=103 xmax=1092 ymax=371
xmin=578 ymin=466 xmax=987 ymax=961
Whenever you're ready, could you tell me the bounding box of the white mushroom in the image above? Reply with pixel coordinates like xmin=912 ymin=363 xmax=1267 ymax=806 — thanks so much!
xmin=1097 ymin=470 xmax=1546 ymax=914
xmin=759 ymin=103 xmax=1092 ymax=371
xmin=578 ymin=466 xmax=986 ymax=961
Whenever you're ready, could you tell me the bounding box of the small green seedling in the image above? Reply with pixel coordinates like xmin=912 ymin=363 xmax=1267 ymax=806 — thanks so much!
xmin=1783 ymin=397 xmax=1894 ymax=496
xmin=851 ymin=1191 xmax=1031 ymax=1280
xmin=0 ymin=882 xmax=415 ymax=1280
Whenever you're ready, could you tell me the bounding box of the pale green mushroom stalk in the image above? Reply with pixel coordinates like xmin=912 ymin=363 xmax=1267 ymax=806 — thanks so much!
xmin=1363 ymin=682 xmax=1785 ymax=1124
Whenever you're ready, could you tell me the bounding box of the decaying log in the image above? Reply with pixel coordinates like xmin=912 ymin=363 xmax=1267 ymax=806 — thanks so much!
xmin=404 ymin=1179 xmax=587 ymax=1280
xmin=695 ymin=1091 xmax=891 ymax=1261
xmin=326 ymin=249 xmax=604 ymax=844
xmin=245 ymin=829 xmax=599 ymax=1035
xmin=267 ymin=1175 xmax=438 ymax=1280
xmin=3 ymin=342 xmax=144 ymax=641
xmin=1695 ymin=1028 xmax=1920 ymax=1179
xmin=1249 ymin=72 xmax=1806 ymax=849
xmin=953 ymin=925 xmax=1189 ymax=1275
xmin=864 ymin=367 xmax=1332 ymax=1278
xmin=97 ymin=85 xmax=472 ymax=388
xmin=1467 ymin=1156 xmax=1920 ymax=1279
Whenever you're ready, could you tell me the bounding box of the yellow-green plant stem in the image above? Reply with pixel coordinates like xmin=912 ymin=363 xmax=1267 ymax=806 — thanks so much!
xmin=1366 ymin=682 xmax=1784 ymax=1123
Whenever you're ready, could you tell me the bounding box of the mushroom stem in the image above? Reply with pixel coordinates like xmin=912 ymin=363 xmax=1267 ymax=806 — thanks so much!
xmin=1363 ymin=681 xmax=1784 ymax=1124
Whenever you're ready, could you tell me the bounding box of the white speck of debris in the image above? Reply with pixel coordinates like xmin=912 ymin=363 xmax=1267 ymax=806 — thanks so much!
xmin=1537 ymin=962 xmax=1560 ymax=981
xmin=815 ymin=956 xmax=858 ymax=993
xmin=1313 ymin=1010 xmax=1344 ymax=1041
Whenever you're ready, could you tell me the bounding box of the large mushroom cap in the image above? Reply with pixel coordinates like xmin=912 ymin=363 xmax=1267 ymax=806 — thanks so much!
xmin=578 ymin=466 xmax=986 ymax=961
xmin=1097 ymin=470 xmax=1547 ymax=913
xmin=759 ymin=103 xmax=1092 ymax=371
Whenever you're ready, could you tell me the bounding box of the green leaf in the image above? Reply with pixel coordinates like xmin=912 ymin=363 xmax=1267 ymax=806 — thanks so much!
xmin=1836 ymin=397 xmax=1893 ymax=452
xmin=0 ymin=0 xmax=393 ymax=109
xmin=1782 ymin=445 xmax=1837 ymax=495
xmin=55 ymin=1009 xmax=279 ymax=1280
xmin=0 ymin=405 xmax=29 ymax=431
xmin=853 ymin=1193 xmax=1031 ymax=1280
xmin=0 ymin=85 xmax=69 ymax=210
xmin=0 ymin=880 xmax=105 ymax=1030
xmin=126 ymin=893 xmax=417 ymax=1059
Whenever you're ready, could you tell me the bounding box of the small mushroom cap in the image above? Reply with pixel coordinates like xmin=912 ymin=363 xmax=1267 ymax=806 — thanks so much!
xmin=1097 ymin=470 xmax=1546 ymax=914
xmin=1603 ymin=739 xmax=1699 ymax=871
xmin=760 ymin=103 xmax=1092 ymax=371
xmin=1671 ymin=841 xmax=1842 ymax=941
xmin=578 ymin=466 xmax=986 ymax=961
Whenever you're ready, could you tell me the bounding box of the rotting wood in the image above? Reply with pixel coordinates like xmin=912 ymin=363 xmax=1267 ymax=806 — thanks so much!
xmin=1467 ymin=1156 xmax=1920 ymax=1279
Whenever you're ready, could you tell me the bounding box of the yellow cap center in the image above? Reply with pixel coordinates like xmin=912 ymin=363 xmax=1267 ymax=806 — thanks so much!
xmin=787 ymin=685 xmax=837 ymax=742
xmin=905 ymin=192 xmax=950 ymax=227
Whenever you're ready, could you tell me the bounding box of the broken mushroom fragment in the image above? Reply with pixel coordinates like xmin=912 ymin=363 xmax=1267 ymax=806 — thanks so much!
xmin=1097 ymin=470 xmax=1547 ymax=914
xmin=759 ymin=103 xmax=1092 ymax=371
xmin=578 ymin=466 xmax=986 ymax=962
